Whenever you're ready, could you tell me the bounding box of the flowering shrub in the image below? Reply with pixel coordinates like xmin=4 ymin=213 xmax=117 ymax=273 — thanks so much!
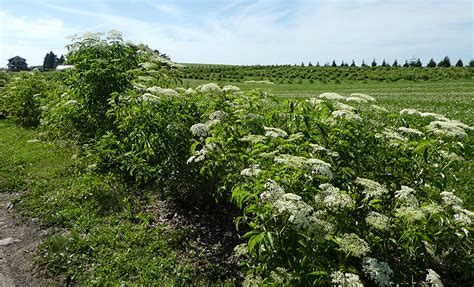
xmin=187 ymin=89 xmax=473 ymax=285
xmin=41 ymin=31 xmax=181 ymax=141
xmin=1 ymin=71 xmax=48 ymax=127
xmin=13 ymin=32 xmax=471 ymax=285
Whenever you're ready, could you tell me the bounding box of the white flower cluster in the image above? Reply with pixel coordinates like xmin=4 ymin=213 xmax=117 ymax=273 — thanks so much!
xmin=440 ymin=192 xmax=473 ymax=226
xmin=330 ymin=271 xmax=364 ymax=287
xmin=421 ymin=204 xmax=443 ymax=216
xmin=419 ymin=112 xmax=449 ymax=121
xmin=425 ymin=269 xmax=444 ymax=287
xmin=198 ymin=83 xmax=222 ymax=94
xmin=440 ymin=191 xmax=463 ymax=207
xmin=371 ymin=104 xmax=389 ymax=113
xmin=187 ymin=146 xmax=207 ymax=163
xmin=400 ymin=108 xmax=419 ymax=115
xmin=378 ymin=128 xmax=408 ymax=143
xmin=64 ymin=99 xmax=78 ymax=106
xmin=264 ymin=126 xmax=288 ymax=138
xmin=209 ymin=110 xmax=228 ymax=121
xmin=439 ymin=150 xmax=463 ymax=162
xmin=331 ymin=110 xmax=362 ymax=122
xmin=362 ymin=257 xmax=394 ymax=286
xmin=319 ymin=92 xmax=346 ymax=100
xmin=337 ymin=233 xmax=370 ymax=258
xmin=141 ymin=93 xmax=160 ymax=103
xmin=333 ymin=101 xmax=356 ymax=111
xmin=397 ymin=127 xmax=424 ymax=137
xmin=305 ymin=97 xmax=324 ymax=106
xmin=260 ymin=180 xmax=332 ymax=235
xmin=260 ymin=179 xmax=286 ymax=203
xmin=395 ymin=186 xmax=418 ymax=207
xmin=275 ymin=154 xmax=333 ymax=179
xmin=315 ymin=183 xmax=354 ymax=212
xmin=427 ymin=120 xmax=470 ymax=138
xmin=351 ymin=93 xmax=376 ymax=102
xmin=241 ymin=164 xmax=262 ymax=177
xmin=222 ymin=85 xmax=241 ymax=93
xmin=345 ymin=96 xmax=367 ymax=103
xmin=395 ymin=206 xmax=425 ymax=222
xmin=240 ymin=134 xmax=267 ymax=144
xmin=355 ymin=177 xmax=388 ymax=198
xmin=146 ymin=86 xmax=179 ymax=97
xmin=190 ymin=123 xmax=211 ymax=138
xmin=286 ymin=132 xmax=305 ymax=142
xmin=185 ymin=88 xmax=196 ymax=96
xmin=366 ymin=212 xmax=390 ymax=231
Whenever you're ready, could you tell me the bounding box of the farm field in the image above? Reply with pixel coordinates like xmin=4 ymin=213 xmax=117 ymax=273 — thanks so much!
xmin=0 ymin=33 xmax=473 ymax=286
xmin=180 ymin=79 xmax=474 ymax=125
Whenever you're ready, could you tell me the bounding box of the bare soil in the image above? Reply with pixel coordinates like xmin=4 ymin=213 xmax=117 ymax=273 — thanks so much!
xmin=0 ymin=193 xmax=46 ymax=287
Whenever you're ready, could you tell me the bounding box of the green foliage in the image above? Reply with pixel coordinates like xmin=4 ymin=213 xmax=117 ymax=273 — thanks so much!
xmin=427 ymin=58 xmax=437 ymax=68
xmin=43 ymin=51 xmax=58 ymax=71
xmin=1 ymin=71 xmax=48 ymax=127
xmin=41 ymin=31 xmax=181 ymax=141
xmin=186 ymin=89 xmax=473 ymax=285
xmin=438 ymin=56 xmax=451 ymax=67
xmin=2 ymin=31 xmax=472 ymax=286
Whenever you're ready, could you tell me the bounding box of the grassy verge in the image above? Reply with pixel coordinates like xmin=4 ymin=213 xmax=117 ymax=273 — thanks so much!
xmin=0 ymin=120 xmax=239 ymax=285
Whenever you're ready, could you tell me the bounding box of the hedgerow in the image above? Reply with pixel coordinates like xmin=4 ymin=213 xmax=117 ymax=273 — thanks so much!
xmin=2 ymin=32 xmax=472 ymax=285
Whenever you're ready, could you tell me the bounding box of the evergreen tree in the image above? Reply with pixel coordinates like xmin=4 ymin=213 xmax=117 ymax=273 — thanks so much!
xmin=455 ymin=59 xmax=463 ymax=67
xmin=427 ymin=58 xmax=436 ymax=67
xmin=414 ymin=58 xmax=422 ymax=67
xmin=316 ymin=61 xmax=320 ymax=67
xmin=340 ymin=60 xmax=345 ymax=67
xmin=403 ymin=60 xmax=409 ymax=67
xmin=437 ymin=56 xmax=451 ymax=67
xmin=371 ymin=59 xmax=377 ymax=67
xmin=381 ymin=59 xmax=387 ymax=67
xmin=469 ymin=60 xmax=474 ymax=67
xmin=301 ymin=62 xmax=305 ymax=67
xmin=43 ymin=51 xmax=58 ymax=70
xmin=350 ymin=60 xmax=356 ymax=67
xmin=331 ymin=60 xmax=337 ymax=67
xmin=361 ymin=60 xmax=367 ymax=67
xmin=57 ymin=55 xmax=65 ymax=65
xmin=308 ymin=62 xmax=313 ymax=67
xmin=392 ymin=59 xmax=398 ymax=67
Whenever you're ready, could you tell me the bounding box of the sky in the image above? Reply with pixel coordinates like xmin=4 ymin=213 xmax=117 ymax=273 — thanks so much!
xmin=1 ymin=0 xmax=473 ymax=67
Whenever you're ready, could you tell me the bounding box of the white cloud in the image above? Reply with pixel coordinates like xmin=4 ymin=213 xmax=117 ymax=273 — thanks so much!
xmin=148 ymin=2 xmax=182 ymax=17
xmin=1 ymin=0 xmax=472 ymax=67
xmin=0 ymin=10 xmax=72 ymax=66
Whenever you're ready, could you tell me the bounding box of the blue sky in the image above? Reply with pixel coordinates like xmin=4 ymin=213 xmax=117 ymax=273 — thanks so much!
xmin=1 ymin=0 xmax=473 ymax=67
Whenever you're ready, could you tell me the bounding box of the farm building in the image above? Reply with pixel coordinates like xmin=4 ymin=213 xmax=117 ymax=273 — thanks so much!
xmin=7 ymin=56 xmax=28 ymax=71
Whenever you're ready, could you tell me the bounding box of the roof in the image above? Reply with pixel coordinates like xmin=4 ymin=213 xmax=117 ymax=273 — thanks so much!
xmin=8 ymin=56 xmax=26 ymax=62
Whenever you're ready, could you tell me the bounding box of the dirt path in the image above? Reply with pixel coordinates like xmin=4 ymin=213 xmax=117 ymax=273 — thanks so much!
xmin=0 ymin=193 xmax=46 ymax=287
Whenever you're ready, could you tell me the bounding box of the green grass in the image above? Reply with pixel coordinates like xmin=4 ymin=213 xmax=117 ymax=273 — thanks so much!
xmin=0 ymin=120 xmax=235 ymax=286
xmin=179 ymin=79 xmax=474 ymax=124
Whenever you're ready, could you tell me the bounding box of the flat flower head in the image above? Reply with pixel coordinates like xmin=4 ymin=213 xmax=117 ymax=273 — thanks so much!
xmin=337 ymin=233 xmax=370 ymax=258
xmin=190 ymin=123 xmax=211 ymax=138
xmin=363 ymin=257 xmax=394 ymax=286
xmin=330 ymin=271 xmax=364 ymax=287
xmin=366 ymin=212 xmax=390 ymax=231
xmin=264 ymin=127 xmax=288 ymax=138
xmin=319 ymin=92 xmax=346 ymax=100
xmin=355 ymin=177 xmax=388 ymax=198
xmin=351 ymin=93 xmax=376 ymax=102
xmin=199 ymin=83 xmax=222 ymax=94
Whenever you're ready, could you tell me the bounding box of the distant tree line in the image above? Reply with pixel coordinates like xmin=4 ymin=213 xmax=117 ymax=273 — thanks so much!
xmin=43 ymin=51 xmax=66 ymax=71
xmin=302 ymin=56 xmax=473 ymax=68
